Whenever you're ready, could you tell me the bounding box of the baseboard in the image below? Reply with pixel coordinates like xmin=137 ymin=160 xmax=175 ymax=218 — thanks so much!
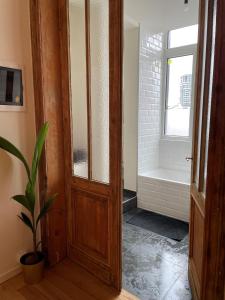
xmin=0 ymin=265 xmax=22 ymax=284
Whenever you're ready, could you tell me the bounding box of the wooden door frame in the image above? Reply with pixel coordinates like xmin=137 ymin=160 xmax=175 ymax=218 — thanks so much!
xmin=189 ymin=0 xmax=225 ymax=299
xmin=30 ymin=0 xmax=123 ymax=290
xmin=201 ymin=0 xmax=225 ymax=298
xmin=30 ymin=0 xmax=225 ymax=296
xmin=30 ymin=0 xmax=68 ymax=265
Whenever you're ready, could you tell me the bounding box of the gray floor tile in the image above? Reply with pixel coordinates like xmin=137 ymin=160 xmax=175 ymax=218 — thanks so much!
xmin=123 ymin=244 xmax=181 ymax=300
xmin=144 ymin=234 xmax=189 ymax=269
xmin=123 ymin=208 xmax=143 ymax=223
xmin=123 ymin=223 xmax=153 ymax=253
xmin=163 ymin=272 xmax=192 ymax=300
xmin=122 ymin=219 xmax=190 ymax=300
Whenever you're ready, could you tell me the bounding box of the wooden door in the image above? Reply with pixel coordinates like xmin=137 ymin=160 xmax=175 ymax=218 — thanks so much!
xmin=59 ymin=0 xmax=123 ymax=290
xmin=189 ymin=0 xmax=225 ymax=299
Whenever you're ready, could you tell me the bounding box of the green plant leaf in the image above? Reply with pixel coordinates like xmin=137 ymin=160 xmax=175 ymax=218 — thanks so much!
xmin=25 ymin=182 xmax=35 ymax=214
xmin=12 ymin=195 xmax=32 ymax=213
xmin=31 ymin=122 xmax=49 ymax=185
xmin=18 ymin=212 xmax=33 ymax=232
xmin=0 ymin=137 xmax=30 ymax=181
xmin=36 ymin=194 xmax=57 ymax=227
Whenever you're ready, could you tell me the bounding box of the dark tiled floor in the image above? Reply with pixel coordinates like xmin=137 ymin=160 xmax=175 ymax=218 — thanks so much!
xmin=122 ymin=209 xmax=192 ymax=300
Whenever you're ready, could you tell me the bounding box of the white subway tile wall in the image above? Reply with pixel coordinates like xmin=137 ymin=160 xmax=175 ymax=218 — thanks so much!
xmin=138 ymin=175 xmax=190 ymax=222
xmin=138 ymin=29 xmax=164 ymax=173
xmin=137 ymin=28 xmax=192 ymax=221
xmin=159 ymin=139 xmax=192 ymax=172
xmin=138 ymin=28 xmax=192 ymax=175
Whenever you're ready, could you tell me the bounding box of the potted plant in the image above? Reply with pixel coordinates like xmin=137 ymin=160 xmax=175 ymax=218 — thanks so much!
xmin=0 ymin=122 xmax=56 ymax=284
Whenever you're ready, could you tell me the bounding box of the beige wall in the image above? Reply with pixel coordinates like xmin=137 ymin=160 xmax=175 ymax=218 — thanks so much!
xmin=0 ymin=0 xmax=36 ymax=283
xmin=123 ymin=26 xmax=139 ymax=191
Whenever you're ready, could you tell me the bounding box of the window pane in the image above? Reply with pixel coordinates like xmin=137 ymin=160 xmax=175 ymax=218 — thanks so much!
xmin=90 ymin=0 xmax=109 ymax=183
xmin=168 ymin=25 xmax=198 ymax=48
xmin=165 ymin=55 xmax=193 ymax=137
xmin=69 ymin=1 xmax=88 ymax=178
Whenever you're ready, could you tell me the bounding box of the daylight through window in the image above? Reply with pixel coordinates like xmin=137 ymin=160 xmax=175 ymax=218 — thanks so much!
xmin=164 ymin=25 xmax=198 ymax=138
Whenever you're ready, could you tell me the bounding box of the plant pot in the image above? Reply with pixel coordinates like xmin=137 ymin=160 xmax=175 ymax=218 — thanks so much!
xmin=20 ymin=251 xmax=45 ymax=284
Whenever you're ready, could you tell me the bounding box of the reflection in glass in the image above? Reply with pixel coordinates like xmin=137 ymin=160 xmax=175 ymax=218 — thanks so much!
xmin=69 ymin=0 xmax=88 ymax=178
xmin=90 ymin=0 xmax=109 ymax=183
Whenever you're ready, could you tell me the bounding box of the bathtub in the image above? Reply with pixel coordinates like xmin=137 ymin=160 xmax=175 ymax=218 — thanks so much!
xmin=137 ymin=168 xmax=191 ymax=222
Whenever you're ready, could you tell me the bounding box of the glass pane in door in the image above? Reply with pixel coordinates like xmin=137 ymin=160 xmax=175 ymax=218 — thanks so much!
xmin=69 ymin=0 xmax=88 ymax=178
xmin=195 ymin=0 xmax=208 ymax=187
xmin=203 ymin=2 xmax=216 ymax=194
xmin=90 ymin=0 xmax=110 ymax=183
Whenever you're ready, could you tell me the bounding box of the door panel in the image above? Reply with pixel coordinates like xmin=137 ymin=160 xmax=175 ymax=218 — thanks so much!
xmin=72 ymin=190 xmax=109 ymax=261
xmin=191 ymin=200 xmax=204 ymax=282
xmin=59 ymin=0 xmax=123 ymax=289
xmin=189 ymin=0 xmax=225 ymax=299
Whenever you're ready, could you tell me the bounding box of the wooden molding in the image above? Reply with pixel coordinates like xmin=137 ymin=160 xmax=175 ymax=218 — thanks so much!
xmin=202 ymin=0 xmax=225 ymax=298
xmin=190 ymin=0 xmax=225 ymax=298
xmin=29 ymin=0 xmax=67 ymax=265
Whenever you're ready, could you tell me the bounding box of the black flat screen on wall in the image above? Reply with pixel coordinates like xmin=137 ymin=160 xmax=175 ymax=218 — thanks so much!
xmin=0 ymin=66 xmax=23 ymax=106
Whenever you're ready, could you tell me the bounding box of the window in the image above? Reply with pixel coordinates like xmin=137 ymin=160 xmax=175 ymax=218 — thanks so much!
xmin=165 ymin=55 xmax=193 ymax=136
xmin=164 ymin=25 xmax=198 ymax=138
xmin=168 ymin=25 xmax=198 ymax=49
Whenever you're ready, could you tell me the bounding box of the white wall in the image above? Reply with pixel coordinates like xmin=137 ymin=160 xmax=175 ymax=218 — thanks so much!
xmin=0 ymin=0 xmax=36 ymax=283
xmin=125 ymin=0 xmax=199 ymax=32
xmin=123 ymin=23 xmax=139 ymax=191
xmin=159 ymin=140 xmax=192 ymax=172
xmin=138 ymin=30 xmax=164 ymax=175
xmin=125 ymin=0 xmax=165 ymax=33
xmin=124 ymin=0 xmax=199 ymax=179
xmin=164 ymin=0 xmax=199 ymax=30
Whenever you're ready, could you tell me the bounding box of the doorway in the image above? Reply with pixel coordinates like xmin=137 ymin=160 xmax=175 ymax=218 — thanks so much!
xmin=122 ymin=1 xmax=198 ymax=299
xmin=31 ymin=0 xmax=225 ymax=299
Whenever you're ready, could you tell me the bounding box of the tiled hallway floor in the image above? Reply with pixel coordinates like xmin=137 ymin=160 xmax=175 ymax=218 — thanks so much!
xmin=123 ymin=209 xmax=192 ymax=300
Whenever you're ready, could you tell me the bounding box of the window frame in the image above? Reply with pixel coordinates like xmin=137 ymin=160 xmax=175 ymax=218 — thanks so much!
xmin=161 ymin=33 xmax=197 ymax=142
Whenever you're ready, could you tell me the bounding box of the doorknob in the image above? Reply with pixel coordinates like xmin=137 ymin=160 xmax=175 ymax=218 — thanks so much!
xmin=185 ymin=156 xmax=193 ymax=162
